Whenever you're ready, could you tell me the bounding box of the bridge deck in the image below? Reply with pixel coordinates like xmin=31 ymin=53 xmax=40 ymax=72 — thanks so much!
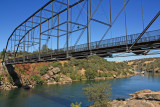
xmin=5 ymin=29 xmax=160 ymax=64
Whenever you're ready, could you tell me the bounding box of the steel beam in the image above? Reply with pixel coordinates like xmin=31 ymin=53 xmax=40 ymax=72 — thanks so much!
xmin=87 ymin=0 xmax=89 ymax=50
xmin=66 ymin=0 xmax=69 ymax=58
xmin=39 ymin=10 xmax=42 ymax=61
xmin=57 ymin=14 xmax=59 ymax=50
xmin=15 ymin=0 xmax=85 ymax=56
xmin=129 ymin=11 xmax=160 ymax=51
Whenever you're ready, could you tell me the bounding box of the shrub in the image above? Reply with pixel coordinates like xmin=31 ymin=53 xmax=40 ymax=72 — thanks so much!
xmin=39 ymin=65 xmax=48 ymax=76
xmin=30 ymin=75 xmax=44 ymax=84
xmin=122 ymin=72 xmax=127 ymax=76
xmin=55 ymin=75 xmax=61 ymax=82
xmin=51 ymin=62 xmax=62 ymax=68
xmin=85 ymin=69 xmax=97 ymax=80
xmin=70 ymin=73 xmax=82 ymax=81
xmin=70 ymin=102 xmax=82 ymax=107
xmin=15 ymin=64 xmax=30 ymax=72
xmin=98 ymin=72 xmax=107 ymax=77
xmin=83 ymin=82 xmax=111 ymax=107
xmin=61 ymin=66 xmax=73 ymax=74
xmin=7 ymin=75 xmax=14 ymax=84
xmin=106 ymin=72 xmax=113 ymax=77
xmin=0 ymin=74 xmax=5 ymax=82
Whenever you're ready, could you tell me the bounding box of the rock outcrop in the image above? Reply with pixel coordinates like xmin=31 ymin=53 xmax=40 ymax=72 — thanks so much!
xmin=58 ymin=75 xmax=72 ymax=84
xmin=0 ymin=82 xmax=17 ymax=91
xmin=111 ymin=90 xmax=160 ymax=107
xmin=130 ymin=90 xmax=160 ymax=101
xmin=43 ymin=66 xmax=72 ymax=85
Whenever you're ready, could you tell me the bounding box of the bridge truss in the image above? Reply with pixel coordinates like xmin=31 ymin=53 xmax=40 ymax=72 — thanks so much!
xmin=3 ymin=0 xmax=160 ymax=64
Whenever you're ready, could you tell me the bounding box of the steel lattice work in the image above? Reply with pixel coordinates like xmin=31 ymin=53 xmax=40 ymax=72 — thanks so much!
xmin=3 ymin=0 xmax=160 ymax=65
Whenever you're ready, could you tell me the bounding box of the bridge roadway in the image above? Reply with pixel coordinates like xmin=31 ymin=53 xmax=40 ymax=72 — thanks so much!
xmin=5 ymin=29 xmax=160 ymax=65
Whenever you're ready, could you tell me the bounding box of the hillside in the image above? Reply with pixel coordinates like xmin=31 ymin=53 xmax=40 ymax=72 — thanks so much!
xmin=127 ymin=57 xmax=160 ymax=73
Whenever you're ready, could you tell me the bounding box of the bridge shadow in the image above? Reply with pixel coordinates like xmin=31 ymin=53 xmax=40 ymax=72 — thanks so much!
xmin=6 ymin=64 xmax=22 ymax=88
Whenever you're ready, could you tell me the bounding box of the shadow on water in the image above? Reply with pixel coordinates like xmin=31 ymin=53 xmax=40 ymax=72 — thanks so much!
xmin=36 ymin=92 xmax=72 ymax=106
xmin=6 ymin=64 xmax=22 ymax=88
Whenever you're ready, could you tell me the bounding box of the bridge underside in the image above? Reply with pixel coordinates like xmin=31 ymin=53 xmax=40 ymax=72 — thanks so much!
xmin=6 ymin=35 xmax=160 ymax=64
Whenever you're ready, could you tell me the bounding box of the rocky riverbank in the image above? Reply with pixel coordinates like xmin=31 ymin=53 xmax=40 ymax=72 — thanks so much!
xmin=0 ymin=63 xmax=72 ymax=90
xmin=0 ymin=82 xmax=17 ymax=91
xmin=0 ymin=55 xmax=138 ymax=90
xmin=111 ymin=90 xmax=160 ymax=107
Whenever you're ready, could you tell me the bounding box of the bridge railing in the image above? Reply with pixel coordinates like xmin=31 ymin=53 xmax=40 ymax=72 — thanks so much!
xmin=5 ymin=29 xmax=160 ymax=64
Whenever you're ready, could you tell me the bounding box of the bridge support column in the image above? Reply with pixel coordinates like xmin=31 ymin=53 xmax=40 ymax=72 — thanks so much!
xmin=66 ymin=0 xmax=69 ymax=58
xmin=87 ymin=0 xmax=90 ymax=51
xmin=23 ymin=23 xmax=26 ymax=62
xmin=39 ymin=10 xmax=42 ymax=61
xmin=14 ymin=31 xmax=16 ymax=63
xmin=57 ymin=14 xmax=59 ymax=50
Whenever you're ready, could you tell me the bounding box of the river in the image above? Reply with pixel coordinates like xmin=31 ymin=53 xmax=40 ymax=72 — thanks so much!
xmin=0 ymin=73 xmax=160 ymax=107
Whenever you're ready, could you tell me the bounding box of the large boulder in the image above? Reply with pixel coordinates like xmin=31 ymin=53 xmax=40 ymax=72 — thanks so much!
xmin=43 ymin=74 xmax=50 ymax=80
xmin=52 ymin=67 xmax=61 ymax=74
xmin=48 ymin=66 xmax=54 ymax=70
xmin=113 ymin=75 xmax=117 ymax=78
xmin=111 ymin=90 xmax=160 ymax=107
xmin=48 ymin=70 xmax=54 ymax=76
xmin=130 ymin=90 xmax=160 ymax=100
xmin=53 ymin=74 xmax=60 ymax=79
xmin=48 ymin=67 xmax=61 ymax=76
xmin=59 ymin=75 xmax=72 ymax=84
xmin=111 ymin=100 xmax=159 ymax=107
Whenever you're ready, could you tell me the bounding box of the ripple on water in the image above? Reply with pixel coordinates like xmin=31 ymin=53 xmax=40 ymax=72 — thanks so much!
xmin=0 ymin=73 xmax=160 ymax=107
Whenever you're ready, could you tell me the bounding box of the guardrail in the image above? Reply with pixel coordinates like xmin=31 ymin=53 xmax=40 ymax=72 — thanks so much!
xmin=5 ymin=29 xmax=160 ymax=64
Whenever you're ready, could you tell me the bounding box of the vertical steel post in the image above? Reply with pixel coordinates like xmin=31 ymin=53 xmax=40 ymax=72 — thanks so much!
xmin=51 ymin=1 xmax=54 ymax=50
xmin=141 ymin=0 xmax=144 ymax=30
xmin=28 ymin=32 xmax=29 ymax=52
xmin=70 ymin=8 xmax=72 ymax=46
xmin=11 ymin=37 xmax=12 ymax=55
xmin=67 ymin=0 xmax=69 ymax=58
xmin=48 ymin=20 xmax=49 ymax=53
xmin=14 ymin=31 xmax=16 ymax=61
xmin=23 ymin=23 xmax=26 ymax=62
xmin=39 ymin=10 xmax=42 ymax=61
xmin=89 ymin=0 xmax=92 ymax=52
xmin=57 ymin=14 xmax=59 ymax=50
xmin=87 ymin=0 xmax=89 ymax=50
xmin=124 ymin=0 xmax=128 ymax=51
xmin=109 ymin=0 xmax=112 ymax=25
xmin=31 ymin=17 xmax=34 ymax=52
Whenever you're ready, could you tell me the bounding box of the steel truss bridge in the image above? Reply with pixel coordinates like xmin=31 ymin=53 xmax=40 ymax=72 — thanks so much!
xmin=3 ymin=0 xmax=160 ymax=65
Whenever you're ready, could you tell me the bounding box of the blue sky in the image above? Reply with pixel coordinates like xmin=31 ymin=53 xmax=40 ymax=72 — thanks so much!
xmin=0 ymin=0 xmax=160 ymax=61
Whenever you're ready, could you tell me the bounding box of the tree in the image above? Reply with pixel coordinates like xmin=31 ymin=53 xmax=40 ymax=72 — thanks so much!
xmin=85 ymin=69 xmax=97 ymax=80
xmin=70 ymin=102 xmax=82 ymax=107
xmin=41 ymin=44 xmax=48 ymax=53
xmin=83 ymin=82 xmax=111 ymax=107
xmin=0 ymin=49 xmax=5 ymax=59
xmin=41 ymin=44 xmax=53 ymax=53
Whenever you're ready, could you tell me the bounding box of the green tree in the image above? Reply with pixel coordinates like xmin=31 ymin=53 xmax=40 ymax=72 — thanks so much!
xmin=41 ymin=44 xmax=53 ymax=53
xmin=83 ymin=82 xmax=111 ymax=107
xmin=42 ymin=44 xmax=48 ymax=53
xmin=70 ymin=102 xmax=82 ymax=107
xmin=0 ymin=49 xmax=5 ymax=59
xmin=85 ymin=69 xmax=97 ymax=80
